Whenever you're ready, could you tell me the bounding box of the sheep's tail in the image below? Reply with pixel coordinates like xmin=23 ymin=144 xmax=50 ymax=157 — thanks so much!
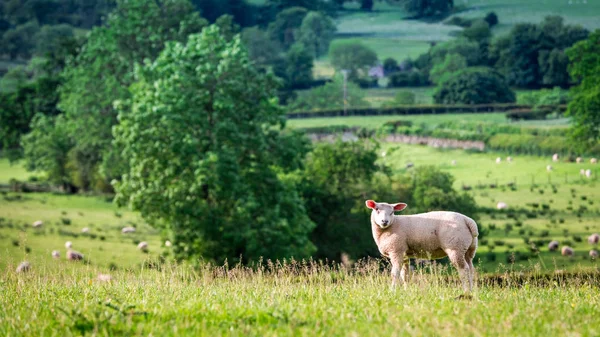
xmin=464 ymin=216 xmax=479 ymax=239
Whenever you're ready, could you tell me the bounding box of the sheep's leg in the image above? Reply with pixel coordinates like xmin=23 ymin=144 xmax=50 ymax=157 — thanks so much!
xmin=389 ymin=252 xmax=405 ymax=289
xmin=447 ymin=250 xmax=471 ymax=293
xmin=400 ymin=258 xmax=410 ymax=288
xmin=465 ymin=245 xmax=477 ymax=291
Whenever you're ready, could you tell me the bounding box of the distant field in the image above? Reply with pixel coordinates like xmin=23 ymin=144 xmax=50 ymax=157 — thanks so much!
xmin=0 ymin=159 xmax=35 ymax=183
xmin=287 ymin=112 xmax=509 ymax=129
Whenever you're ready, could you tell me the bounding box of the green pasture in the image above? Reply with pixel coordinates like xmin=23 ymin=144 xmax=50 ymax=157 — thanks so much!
xmin=0 ymin=159 xmax=35 ymax=183
xmin=2 ymin=262 xmax=600 ymax=336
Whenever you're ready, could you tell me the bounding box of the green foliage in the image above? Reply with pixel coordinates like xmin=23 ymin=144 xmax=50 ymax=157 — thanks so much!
xmin=191 ymin=0 xmax=257 ymax=26
xmin=58 ymin=0 xmax=207 ymax=190
xmin=297 ymin=11 xmax=336 ymax=58
xmin=382 ymin=91 xmax=416 ymax=106
xmin=114 ymin=25 xmax=315 ymax=263
xmin=434 ymin=67 xmax=516 ymax=104
xmin=382 ymin=57 xmax=399 ymax=75
xmin=387 ymin=70 xmax=429 ymax=88
xmin=241 ymin=26 xmax=283 ymax=68
xmin=276 ymin=43 xmax=314 ymax=89
xmin=461 ymin=19 xmax=491 ymax=43
xmin=287 ymin=75 xmax=369 ymax=111
xmin=329 ymin=42 xmax=378 ymax=80
xmin=21 ymin=114 xmax=74 ymax=188
xmin=33 ymin=24 xmax=74 ymax=57
xmin=2 ymin=20 xmax=39 ymax=59
xmin=484 ymin=11 xmax=498 ymax=27
xmin=401 ymin=0 xmax=454 ymax=18
xmin=431 ymin=38 xmax=481 ymax=66
xmin=409 ymin=166 xmax=478 ymax=220
xmin=493 ymin=16 xmax=589 ymax=88
xmin=267 ymin=7 xmax=308 ymax=50
xmin=429 ymin=53 xmax=467 ymax=84
xmin=566 ymin=29 xmax=600 ymax=151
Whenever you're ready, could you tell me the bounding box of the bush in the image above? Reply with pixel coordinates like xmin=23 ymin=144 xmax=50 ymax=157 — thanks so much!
xmin=434 ymin=67 xmax=516 ymax=104
xmin=388 ymin=70 xmax=429 ymax=88
xmin=484 ymin=12 xmax=499 ymax=27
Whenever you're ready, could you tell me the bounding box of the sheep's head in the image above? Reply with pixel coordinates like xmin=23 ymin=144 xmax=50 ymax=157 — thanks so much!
xmin=365 ymin=200 xmax=407 ymax=229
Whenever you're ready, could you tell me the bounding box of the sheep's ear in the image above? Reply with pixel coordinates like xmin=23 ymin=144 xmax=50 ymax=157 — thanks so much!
xmin=365 ymin=200 xmax=377 ymax=209
xmin=393 ymin=203 xmax=408 ymax=212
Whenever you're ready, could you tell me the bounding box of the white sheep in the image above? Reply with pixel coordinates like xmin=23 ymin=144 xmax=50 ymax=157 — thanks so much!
xmin=506 ymin=156 xmax=512 ymax=163
xmin=591 ymin=158 xmax=597 ymax=164
xmin=52 ymin=250 xmax=60 ymax=259
xmin=121 ymin=226 xmax=136 ymax=234
xmin=590 ymin=250 xmax=599 ymax=259
xmin=67 ymin=249 xmax=84 ymax=261
xmin=561 ymin=246 xmax=574 ymax=257
xmin=580 ymin=169 xmax=586 ymax=175
xmin=32 ymin=220 xmax=43 ymax=228
xmin=365 ymin=200 xmax=478 ymax=293
xmin=81 ymin=227 xmax=90 ymax=233
xmin=97 ymin=273 xmax=112 ymax=282
xmin=451 ymin=160 xmax=456 ymax=166
xmin=137 ymin=241 xmax=148 ymax=252
xmin=546 ymin=165 xmax=553 ymax=172
xmin=585 ymin=169 xmax=592 ymax=178
xmin=576 ymin=157 xmax=583 ymax=163
xmin=552 ymin=153 xmax=559 ymax=162
xmin=548 ymin=241 xmax=559 ymax=251
xmin=588 ymin=233 xmax=599 ymax=245
xmin=495 ymin=157 xmax=501 ymax=164
xmin=165 ymin=240 xmax=172 ymax=247
xmin=65 ymin=241 xmax=73 ymax=249
xmin=381 ymin=151 xmax=387 ymax=157
xmin=16 ymin=261 xmax=31 ymax=273
xmin=496 ymin=202 xmax=508 ymax=210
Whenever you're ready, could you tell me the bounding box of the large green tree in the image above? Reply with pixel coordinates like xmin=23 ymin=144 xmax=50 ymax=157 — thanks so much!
xmin=297 ymin=11 xmax=336 ymax=58
xmin=267 ymin=6 xmax=308 ymax=50
xmin=434 ymin=67 xmax=516 ymax=104
xmin=113 ymin=25 xmax=315 ymax=263
xmin=565 ymin=30 xmax=600 ymax=151
xmin=58 ymin=0 xmax=206 ymax=190
xmin=329 ymin=42 xmax=377 ymax=80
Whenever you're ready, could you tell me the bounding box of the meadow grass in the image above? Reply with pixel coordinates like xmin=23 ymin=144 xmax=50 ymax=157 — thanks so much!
xmin=0 ymin=159 xmax=35 ymax=183
xmin=1 ymin=259 xmax=600 ymax=336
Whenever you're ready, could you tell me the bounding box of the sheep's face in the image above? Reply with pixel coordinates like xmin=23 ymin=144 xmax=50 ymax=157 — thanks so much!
xmin=365 ymin=200 xmax=407 ymax=229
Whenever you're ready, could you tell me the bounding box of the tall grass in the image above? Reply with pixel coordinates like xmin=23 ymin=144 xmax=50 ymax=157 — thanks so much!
xmin=2 ymin=259 xmax=599 ymax=336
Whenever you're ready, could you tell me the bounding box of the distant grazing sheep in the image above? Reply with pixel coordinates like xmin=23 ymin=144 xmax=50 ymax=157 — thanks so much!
xmin=552 ymin=153 xmax=559 ymax=162
xmin=16 ymin=261 xmax=31 ymax=273
xmin=497 ymin=202 xmax=508 ymax=210
xmin=67 ymin=249 xmax=84 ymax=261
xmin=561 ymin=246 xmax=574 ymax=257
xmin=137 ymin=241 xmax=148 ymax=252
xmin=506 ymin=156 xmax=512 ymax=163
xmin=580 ymin=169 xmax=586 ymax=175
xmin=451 ymin=160 xmax=456 ymax=166
xmin=365 ymin=200 xmax=478 ymax=293
xmin=121 ymin=227 xmax=136 ymax=234
xmin=165 ymin=240 xmax=172 ymax=247
xmin=576 ymin=157 xmax=583 ymax=163
xmin=585 ymin=169 xmax=592 ymax=178
xmin=590 ymin=250 xmax=599 ymax=259
xmin=32 ymin=220 xmax=43 ymax=228
xmin=81 ymin=227 xmax=89 ymax=233
xmin=97 ymin=274 xmax=112 ymax=282
xmin=52 ymin=250 xmax=60 ymax=259
xmin=588 ymin=233 xmax=599 ymax=245
xmin=406 ymin=162 xmax=414 ymax=169
xmin=548 ymin=241 xmax=559 ymax=251
xmin=65 ymin=241 xmax=72 ymax=249
xmin=381 ymin=151 xmax=386 ymax=157
xmin=546 ymin=165 xmax=553 ymax=172
xmin=591 ymin=158 xmax=597 ymax=164
xmin=496 ymin=157 xmax=501 ymax=164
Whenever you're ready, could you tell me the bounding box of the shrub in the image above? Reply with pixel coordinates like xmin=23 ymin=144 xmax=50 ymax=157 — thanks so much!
xmin=484 ymin=12 xmax=499 ymax=27
xmin=61 ymin=218 xmax=71 ymax=225
xmin=388 ymin=70 xmax=430 ymax=87
xmin=433 ymin=67 xmax=516 ymax=104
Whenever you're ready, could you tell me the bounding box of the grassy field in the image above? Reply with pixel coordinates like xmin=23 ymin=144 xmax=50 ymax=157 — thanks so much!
xmin=2 ymin=261 xmax=600 ymax=336
xmin=0 ymin=159 xmax=35 ymax=183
